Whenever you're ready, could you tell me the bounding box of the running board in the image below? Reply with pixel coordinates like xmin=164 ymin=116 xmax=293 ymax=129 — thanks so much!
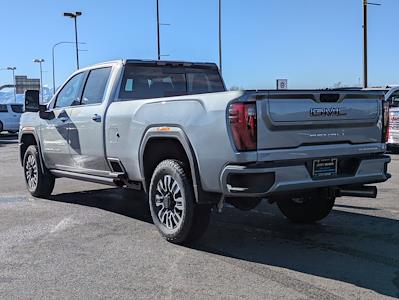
xmin=50 ymin=169 xmax=122 ymax=186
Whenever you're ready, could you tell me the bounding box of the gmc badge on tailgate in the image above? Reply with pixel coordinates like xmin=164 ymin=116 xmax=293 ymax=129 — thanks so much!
xmin=310 ymin=107 xmax=347 ymax=117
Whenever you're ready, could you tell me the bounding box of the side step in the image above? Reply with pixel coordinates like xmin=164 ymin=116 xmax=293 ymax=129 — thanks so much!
xmin=50 ymin=169 xmax=123 ymax=187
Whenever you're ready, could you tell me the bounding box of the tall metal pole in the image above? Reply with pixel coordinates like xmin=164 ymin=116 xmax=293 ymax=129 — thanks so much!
xmin=219 ymin=0 xmax=222 ymax=74
xmin=74 ymin=17 xmax=80 ymax=69
xmin=64 ymin=12 xmax=82 ymax=70
xmin=12 ymin=68 xmax=16 ymax=103
xmin=52 ymin=41 xmax=86 ymax=93
xmin=39 ymin=62 xmax=43 ymax=103
xmin=52 ymin=45 xmax=56 ymax=93
xmin=5 ymin=67 xmax=17 ymax=103
xmin=363 ymin=0 xmax=368 ymax=88
xmin=157 ymin=0 xmax=161 ymax=60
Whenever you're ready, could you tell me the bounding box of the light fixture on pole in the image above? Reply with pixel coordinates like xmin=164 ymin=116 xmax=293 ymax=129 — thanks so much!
xmin=52 ymin=41 xmax=86 ymax=93
xmin=6 ymin=67 xmax=17 ymax=103
xmin=63 ymin=11 xmax=82 ymax=69
xmin=363 ymin=1 xmax=381 ymax=88
xmin=33 ymin=59 xmax=45 ymax=103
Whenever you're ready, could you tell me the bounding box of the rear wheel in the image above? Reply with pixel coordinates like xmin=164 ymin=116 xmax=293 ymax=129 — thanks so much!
xmin=0 ymin=121 xmax=3 ymax=133
xmin=23 ymin=145 xmax=55 ymax=198
xmin=149 ymin=159 xmax=211 ymax=244
xmin=277 ymin=189 xmax=335 ymax=223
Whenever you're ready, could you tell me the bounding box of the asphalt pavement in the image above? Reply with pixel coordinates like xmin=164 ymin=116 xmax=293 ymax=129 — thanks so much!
xmin=1 ymin=133 xmax=399 ymax=299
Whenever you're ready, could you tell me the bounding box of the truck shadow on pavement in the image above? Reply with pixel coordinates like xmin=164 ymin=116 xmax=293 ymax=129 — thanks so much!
xmin=49 ymin=188 xmax=399 ymax=298
xmin=0 ymin=134 xmax=18 ymax=147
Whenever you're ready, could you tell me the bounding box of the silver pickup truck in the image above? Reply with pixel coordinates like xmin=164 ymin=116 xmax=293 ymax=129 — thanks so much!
xmin=19 ymin=59 xmax=391 ymax=244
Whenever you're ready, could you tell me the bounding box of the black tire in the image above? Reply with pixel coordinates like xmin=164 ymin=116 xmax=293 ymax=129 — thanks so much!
xmin=149 ymin=159 xmax=211 ymax=244
xmin=23 ymin=145 xmax=55 ymax=198
xmin=277 ymin=189 xmax=335 ymax=223
xmin=227 ymin=197 xmax=262 ymax=211
xmin=0 ymin=121 xmax=3 ymax=133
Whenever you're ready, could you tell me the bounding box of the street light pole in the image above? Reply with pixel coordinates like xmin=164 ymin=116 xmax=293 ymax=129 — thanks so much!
xmin=157 ymin=0 xmax=161 ymax=60
xmin=52 ymin=41 xmax=86 ymax=93
xmin=6 ymin=67 xmax=16 ymax=103
xmin=33 ymin=59 xmax=44 ymax=103
xmin=219 ymin=0 xmax=222 ymax=75
xmin=63 ymin=11 xmax=82 ymax=69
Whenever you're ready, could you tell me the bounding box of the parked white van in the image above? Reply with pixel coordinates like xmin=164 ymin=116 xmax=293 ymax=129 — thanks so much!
xmin=0 ymin=103 xmax=24 ymax=133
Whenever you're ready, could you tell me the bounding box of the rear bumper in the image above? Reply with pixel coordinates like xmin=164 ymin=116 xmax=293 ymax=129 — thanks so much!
xmin=220 ymin=155 xmax=391 ymax=197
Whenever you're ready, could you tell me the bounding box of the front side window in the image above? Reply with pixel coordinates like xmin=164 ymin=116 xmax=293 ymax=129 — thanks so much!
xmin=0 ymin=105 xmax=7 ymax=113
xmin=10 ymin=104 xmax=24 ymax=113
xmin=81 ymin=67 xmax=112 ymax=105
xmin=55 ymin=72 xmax=85 ymax=108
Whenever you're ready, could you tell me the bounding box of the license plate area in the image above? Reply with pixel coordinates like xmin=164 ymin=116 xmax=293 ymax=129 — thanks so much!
xmin=312 ymin=158 xmax=338 ymax=178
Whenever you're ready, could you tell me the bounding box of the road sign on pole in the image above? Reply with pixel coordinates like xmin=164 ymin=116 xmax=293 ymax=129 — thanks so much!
xmin=276 ymin=79 xmax=288 ymax=90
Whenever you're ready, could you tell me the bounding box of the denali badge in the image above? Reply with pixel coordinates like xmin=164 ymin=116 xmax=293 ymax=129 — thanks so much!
xmin=310 ymin=107 xmax=347 ymax=117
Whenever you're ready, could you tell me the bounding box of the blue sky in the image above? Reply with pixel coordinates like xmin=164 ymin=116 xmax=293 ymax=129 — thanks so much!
xmin=0 ymin=0 xmax=398 ymax=91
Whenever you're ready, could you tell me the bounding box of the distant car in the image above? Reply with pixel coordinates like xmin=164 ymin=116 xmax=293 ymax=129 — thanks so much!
xmin=364 ymin=86 xmax=399 ymax=152
xmin=0 ymin=103 xmax=24 ymax=134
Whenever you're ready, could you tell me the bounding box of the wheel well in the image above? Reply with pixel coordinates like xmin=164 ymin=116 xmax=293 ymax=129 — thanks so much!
xmin=20 ymin=133 xmax=37 ymax=165
xmin=143 ymin=138 xmax=191 ymax=190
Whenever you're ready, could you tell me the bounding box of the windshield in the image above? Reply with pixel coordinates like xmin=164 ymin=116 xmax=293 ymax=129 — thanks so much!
xmin=119 ymin=64 xmax=225 ymax=100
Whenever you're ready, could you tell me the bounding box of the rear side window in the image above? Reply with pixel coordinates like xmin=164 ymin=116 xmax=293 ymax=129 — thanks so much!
xmin=81 ymin=67 xmax=112 ymax=105
xmin=0 ymin=105 xmax=7 ymax=113
xmin=10 ymin=105 xmax=24 ymax=113
xmin=55 ymin=72 xmax=85 ymax=108
xmin=186 ymin=72 xmax=225 ymax=94
xmin=119 ymin=65 xmax=225 ymax=100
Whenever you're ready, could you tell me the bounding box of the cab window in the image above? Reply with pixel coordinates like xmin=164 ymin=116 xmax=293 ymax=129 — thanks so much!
xmin=55 ymin=72 xmax=85 ymax=108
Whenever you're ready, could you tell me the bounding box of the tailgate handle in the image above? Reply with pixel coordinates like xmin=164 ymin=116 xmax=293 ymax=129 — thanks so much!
xmin=320 ymin=94 xmax=340 ymax=103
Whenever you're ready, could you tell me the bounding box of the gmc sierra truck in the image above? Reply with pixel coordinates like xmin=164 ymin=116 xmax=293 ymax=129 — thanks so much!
xmin=20 ymin=59 xmax=391 ymax=244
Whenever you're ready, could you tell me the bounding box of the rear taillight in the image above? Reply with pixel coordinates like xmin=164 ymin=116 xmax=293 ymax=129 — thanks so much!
xmin=382 ymin=101 xmax=390 ymax=143
xmin=228 ymin=102 xmax=257 ymax=151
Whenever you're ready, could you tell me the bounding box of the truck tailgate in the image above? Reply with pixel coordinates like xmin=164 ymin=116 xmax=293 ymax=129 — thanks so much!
xmin=255 ymin=90 xmax=384 ymax=150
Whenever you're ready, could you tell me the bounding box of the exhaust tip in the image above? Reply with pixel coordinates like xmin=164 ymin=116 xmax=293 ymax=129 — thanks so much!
xmin=337 ymin=185 xmax=377 ymax=199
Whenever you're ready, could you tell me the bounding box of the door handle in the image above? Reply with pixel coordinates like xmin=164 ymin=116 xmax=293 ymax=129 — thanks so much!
xmin=59 ymin=116 xmax=69 ymax=122
xmin=92 ymin=114 xmax=101 ymax=122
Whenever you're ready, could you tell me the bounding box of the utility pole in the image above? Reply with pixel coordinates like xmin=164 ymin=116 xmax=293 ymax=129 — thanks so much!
xmin=363 ymin=0 xmax=368 ymax=88
xmin=157 ymin=0 xmax=161 ymax=60
xmin=219 ymin=0 xmax=222 ymax=74
xmin=63 ymin=11 xmax=82 ymax=69
xmin=363 ymin=1 xmax=381 ymax=88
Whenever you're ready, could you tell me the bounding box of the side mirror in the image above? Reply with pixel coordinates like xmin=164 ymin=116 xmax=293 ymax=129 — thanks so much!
xmin=24 ymin=90 xmax=40 ymax=112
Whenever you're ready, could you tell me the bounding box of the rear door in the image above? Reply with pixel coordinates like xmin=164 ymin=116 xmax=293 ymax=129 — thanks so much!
xmin=256 ymin=91 xmax=383 ymax=150
xmin=68 ymin=66 xmax=113 ymax=174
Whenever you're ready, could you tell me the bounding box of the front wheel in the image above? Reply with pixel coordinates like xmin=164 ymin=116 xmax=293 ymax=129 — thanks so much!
xmin=149 ymin=159 xmax=211 ymax=244
xmin=277 ymin=189 xmax=335 ymax=223
xmin=23 ymin=145 xmax=55 ymax=198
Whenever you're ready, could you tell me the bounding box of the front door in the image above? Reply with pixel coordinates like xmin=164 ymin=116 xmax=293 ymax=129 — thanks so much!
xmin=68 ymin=67 xmax=113 ymax=174
xmin=41 ymin=72 xmax=86 ymax=169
